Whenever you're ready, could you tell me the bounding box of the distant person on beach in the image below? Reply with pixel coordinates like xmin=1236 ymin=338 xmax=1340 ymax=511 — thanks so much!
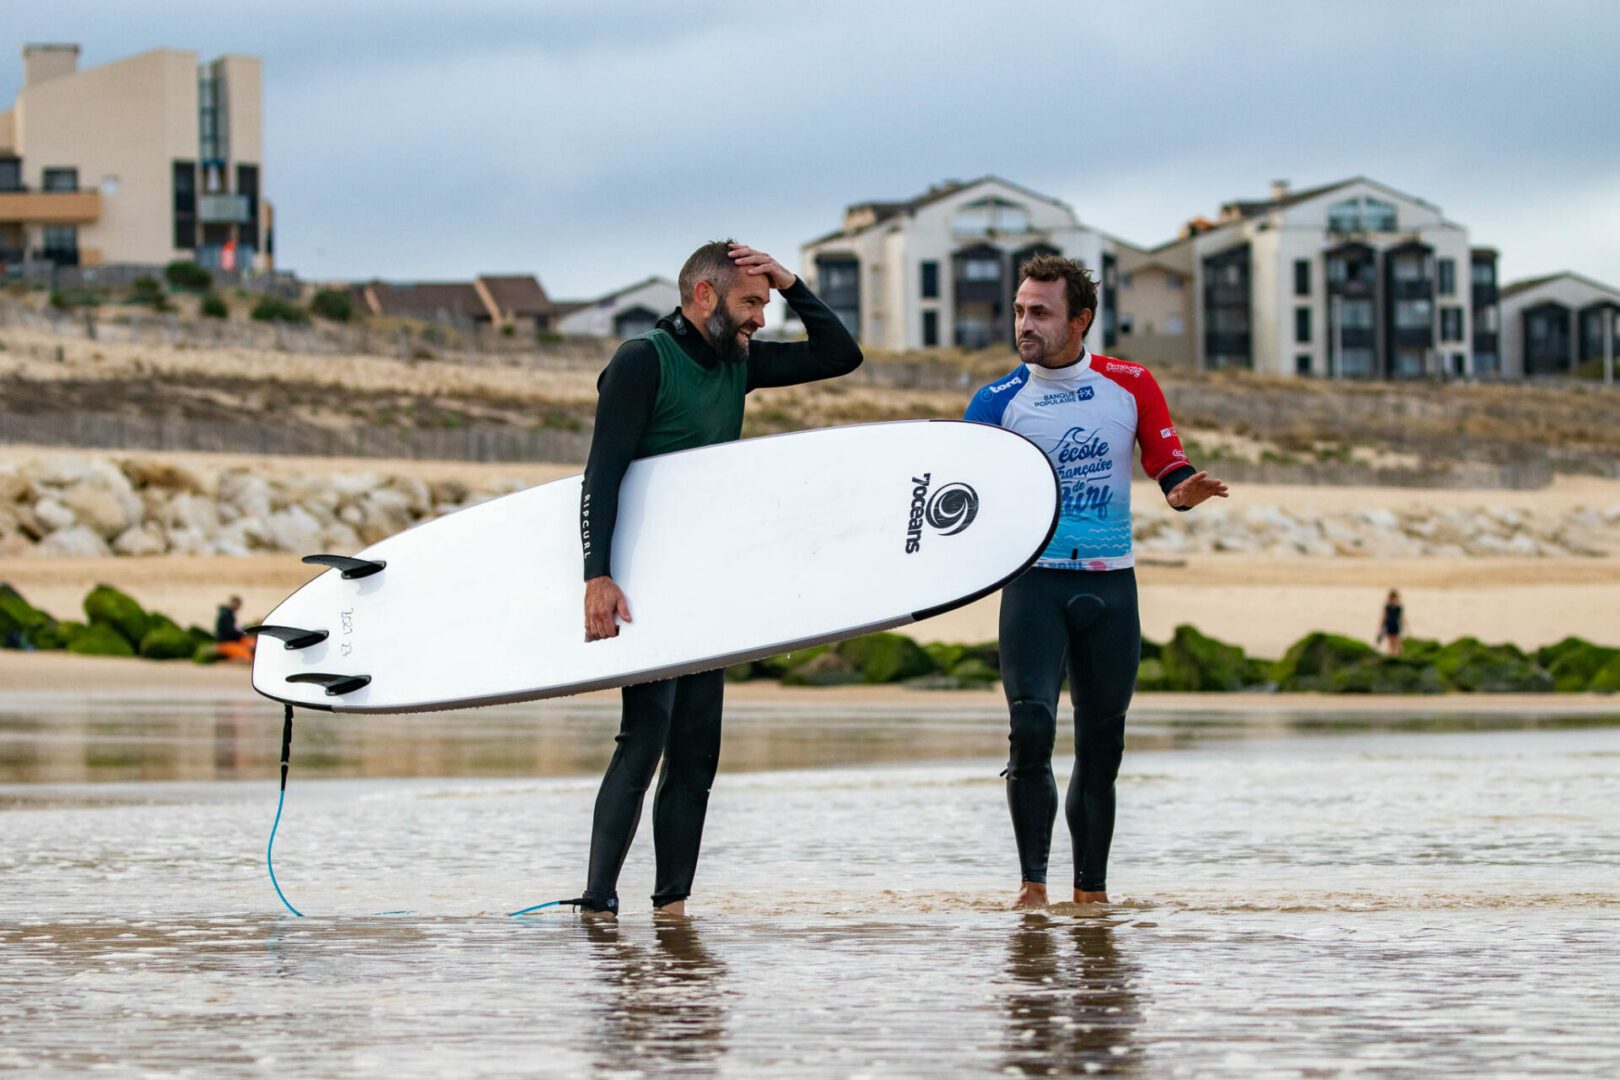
xmin=214 ymin=595 xmax=255 ymax=661
xmin=574 ymin=240 xmax=862 ymax=919
xmin=964 ymin=254 xmax=1228 ymax=909
xmin=1377 ymin=590 xmax=1405 ymax=655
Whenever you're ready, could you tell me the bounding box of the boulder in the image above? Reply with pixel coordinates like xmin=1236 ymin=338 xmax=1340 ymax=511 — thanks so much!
xmin=67 ymin=620 xmax=136 ymax=657
xmin=835 ymin=632 xmax=936 ymax=684
xmin=781 ymin=650 xmax=865 ymax=687
xmin=947 ymin=657 xmax=1001 ymax=686
xmin=1135 ymin=657 xmax=1169 ymax=691
xmin=30 ymin=619 xmax=81 ymax=650
xmin=33 ymin=497 xmax=77 ymax=533
xmin=0 ymin=582 xmax=57 ymax=646
xmin=35 ymin=525 xmax=113 ymax=557
xmin=756 ymin=645 xmax=829 ymax=679
xmin=924 ymin=642 xmax=968 ymax=674
xmin=1324 ymin=657 xmax=1446 ymax=695
xmin=57 ymin=484 xmax=137 ymax=539
xmin=120 ymin=458 xmax=210 ymax=496
xmin=139 ymin=624 xmax=197 ymax=660
xmin=1589 ymin=654 xmax=1620 ymax=693
xmin=165 ymin=492 xmax=220 ymax=537
xmin=111 ymin=523 xmax=169 ymax=557
xmin=1433 ymin=637 xmax=1553 ymax=693
xmin=0 ymin=470 xmax=36 ymax=504
xmin=219 ymin=471 xmax=274 ymax=521
xmin=266 ymin=505 xmax=323 ymax=553
xmin=82 ymin=584 xmax=151 ymax=648
xmin=1161 ymin=624 xmax=1256 ymax=692
xmin=1273 ymin=632 xmax=1380 ymax=692
xmin=1535 ymin=637 xmax=1620 ymax=692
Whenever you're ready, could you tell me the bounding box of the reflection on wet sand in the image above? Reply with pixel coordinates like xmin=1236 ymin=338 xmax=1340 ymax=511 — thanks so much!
xmin=1001 ymin=914 xmax=1144 ymax=1077
xmin=582 ymin=918 xmax=729 ymax=1074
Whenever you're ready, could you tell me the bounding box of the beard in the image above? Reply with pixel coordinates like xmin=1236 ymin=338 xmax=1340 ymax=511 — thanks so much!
xmin=705 ymin=301 xmax=751 ymax=363
xmin=1019 ymin=322 xmax=1079 ymax=367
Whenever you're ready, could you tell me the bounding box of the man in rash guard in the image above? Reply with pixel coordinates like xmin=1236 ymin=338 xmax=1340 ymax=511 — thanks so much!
xmin=964 ymin=253 xmax=1228 ymax=908
xmin=575 ymin=240 xmax=862 ymax=918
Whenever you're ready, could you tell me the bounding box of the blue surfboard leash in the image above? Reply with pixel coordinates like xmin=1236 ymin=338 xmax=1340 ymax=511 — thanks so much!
xmin=267 ymin=703 xmax=304 ymax=917
xmin=268 ymin=701 xmax=586 ymax=919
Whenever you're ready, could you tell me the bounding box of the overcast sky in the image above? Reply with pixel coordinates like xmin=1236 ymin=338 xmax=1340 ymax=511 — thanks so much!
xmin=3 ymin=0 xmax=1617 ymax=299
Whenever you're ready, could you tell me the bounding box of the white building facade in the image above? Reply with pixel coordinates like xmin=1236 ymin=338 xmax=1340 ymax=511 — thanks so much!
xmin=1160 ymin=178 xmax=1499 ymax=379
xmin=556 ymin=276 xmax=679 ymax=339
xmin=799 ymin=177 xmax=1121 ymax=353
xmin=1498 ymin=272 xmax=1620 ymax=381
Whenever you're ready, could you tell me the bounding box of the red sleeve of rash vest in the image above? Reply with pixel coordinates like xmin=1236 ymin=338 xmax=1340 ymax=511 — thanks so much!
xmin=1093 ymin=356 xmax=1191 ymax=481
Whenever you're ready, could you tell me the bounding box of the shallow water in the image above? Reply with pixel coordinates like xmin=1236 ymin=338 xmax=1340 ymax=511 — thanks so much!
xmin=2 ymin=693 xmax=1619 ymax=1077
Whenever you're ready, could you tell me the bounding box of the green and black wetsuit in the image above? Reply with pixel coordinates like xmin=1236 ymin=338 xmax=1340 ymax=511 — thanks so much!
xmin=578 ymin=280 xmax=861 ymax=912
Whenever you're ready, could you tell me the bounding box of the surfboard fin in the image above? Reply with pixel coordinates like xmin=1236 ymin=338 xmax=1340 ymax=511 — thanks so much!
xmin=285 ymin=672 xmax=373 ymax=696
xmin=301 ymin=554 xmax=387 ymax=579
xmin=245 ymin=624 xmax=329 ymax=650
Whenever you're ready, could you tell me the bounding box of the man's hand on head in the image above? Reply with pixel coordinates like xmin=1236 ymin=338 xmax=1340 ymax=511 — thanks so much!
xmin=1166 ymin=471 xmax=1229 ymax=510
xmin=584 ymin=575 xmax=632 ymax=642
xmin=729 ymin=244 xmax=797 ymax=291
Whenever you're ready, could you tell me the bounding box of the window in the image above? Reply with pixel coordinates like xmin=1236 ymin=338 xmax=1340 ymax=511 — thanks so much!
xmin=1120 ymin=271 xmax=1133 ymax=288
xmin=237 ymin=164 xmax=260 ymax=251
xmin=819 ymin=261 xmax=857 ymax=291
xmin=960 ymin=257 xmax=1001 ymax=282
xmin=42 ymin=167 xmax=78 ymax=192
xmin=0 ymin=156 xmax=20 ymax=192
xmin=1391 ymin=252 xmax=1428 ymax=282
xmin=1296 ymin=354 xmax=1313 ymax=376
xmin=1164 ymin=313 xmax=1185 ymax=336
xmin=920 ymin=261 xmax=939 ymax=299
xmin=1295 ymin=306 xmax=1312 ymax=343
xmin=1392 ymin=349 xmax=1427 ymax=378
xmin=1475 ymin=306 xmax=1499 ymax=333
xmin=955 ymin=197 xmax=1028 ymax=236
xmin=1340 ymin=348 xmax=1376 ymax=378
xmin=1165 ymin=272 xmax=1183 ymax=290
xmin=1440 ymin=306 xmax=1464 ymax=341
xmin=1438 ymin=258 xmax=1456 ymax=296
xmin=1471 ymin=260 xmax=1495 ymax=287
xmin=42 ymin=224 xmax=78 ymax=264
xmin=1473 ymin=351 xmax=1499 ymax=375
xmin=1394 ymin=299 xmax=1432 ymax=330
xmin=173 ymin=160 xmax=197 ymax=251
xmin=1119 ymin=314 xmax=1133 ymax=335
xmin=1327 ymin=195 xmax=1398 ymax=233
xmin=1294 ymin=259 xmax=1310 ymax=296
xmin=1339 ymin=298 xmax=1375 ymax=329
xmin=922 ymin=310 xmax=938 ymax=348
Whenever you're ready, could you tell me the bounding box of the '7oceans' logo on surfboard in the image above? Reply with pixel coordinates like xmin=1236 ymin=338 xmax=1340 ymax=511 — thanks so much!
xmin=904 ymin=474 xmax=980 ymax=553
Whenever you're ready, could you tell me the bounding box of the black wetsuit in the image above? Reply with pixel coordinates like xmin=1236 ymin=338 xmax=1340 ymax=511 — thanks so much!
xmin=1381 ymin=604 xmax=1403 ymax=639
xmin=215 ymin=605 xmax=243 ymax=643
xmin=578 ymin=280 xmax=861 ymax=912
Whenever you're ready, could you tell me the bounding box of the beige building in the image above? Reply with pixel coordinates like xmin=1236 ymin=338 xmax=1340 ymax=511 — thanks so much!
xmin=800 ymin=177 xmax=1124 ymax=352
xmin=1498 ymin=272 xmax=1620 ymax=381
xmin=0 ymin=43 xmax=269 ymax=271
xmin=1147 ymin=178 xmax=1499 ymax=379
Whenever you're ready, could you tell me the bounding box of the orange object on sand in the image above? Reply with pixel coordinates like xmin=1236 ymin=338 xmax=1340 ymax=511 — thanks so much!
xmin=218 ymin=637 xmax=256 ymax=663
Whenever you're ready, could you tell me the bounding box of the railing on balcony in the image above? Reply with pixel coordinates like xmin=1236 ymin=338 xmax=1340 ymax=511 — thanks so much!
xmin=0 ymin=190 xmax=101 ymax=224
xmin=198 ymin=193 xmax=252 ymax=225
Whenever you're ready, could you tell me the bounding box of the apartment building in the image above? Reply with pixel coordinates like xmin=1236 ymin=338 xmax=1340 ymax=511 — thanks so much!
xmin=1147 ymin=177 xmax=1498 ymax=379
xmin=555 ymin=276 xmax=678 ymax=338
xmin=1498 ymin=272 xmax=1620 ymax=380
xmin=799 ymin=177 xmax=1121 ymax=352
xmin=0 ymin=44 xmax=269 ymax=272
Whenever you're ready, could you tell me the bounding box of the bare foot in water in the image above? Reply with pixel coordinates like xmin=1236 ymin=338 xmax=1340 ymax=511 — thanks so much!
xmin=654 ymin=900 xmax=686 ymax=918
xmin=1073 ymin=889 xmax=1109 ymax=905
xmin=1013 ymin=882 xmax=1049 ymax=909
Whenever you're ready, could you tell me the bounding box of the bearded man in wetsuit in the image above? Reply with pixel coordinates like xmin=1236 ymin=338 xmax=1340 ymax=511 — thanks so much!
xmin=964 ymin=254 xmax=1228 ymax=908
xmin=576 ymin=240 xmax=862 ymax=918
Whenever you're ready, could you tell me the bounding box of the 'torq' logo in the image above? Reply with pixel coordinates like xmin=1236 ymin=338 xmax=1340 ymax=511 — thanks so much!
xmin=905 ymin=474 xmax=980 ymax=553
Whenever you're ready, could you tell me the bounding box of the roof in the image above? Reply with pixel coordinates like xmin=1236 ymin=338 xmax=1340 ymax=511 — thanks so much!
xmin=811 ymin=175 xmax=1077 ymax=244
xmin=476 ymin=274 xmax=551 ymax=317
xmin=1215 ymin=176 xmax=1446 ymax=227
xmin=366 ymin=282 xmax=488 ymax=321
xmin=1499 ymin=271 xmax=1620 ymax=301
xmin=590 ymin=275 xmax=676 ymax=305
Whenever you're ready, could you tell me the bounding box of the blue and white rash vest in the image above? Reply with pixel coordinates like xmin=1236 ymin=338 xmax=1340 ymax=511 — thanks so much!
xmin=964 ymin=350 xmax=1195 ymax=571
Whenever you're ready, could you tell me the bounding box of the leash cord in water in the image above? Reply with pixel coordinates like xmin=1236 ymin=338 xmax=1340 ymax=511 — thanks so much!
xmin=267 ymin=703 xmax=304 ymax=917
xmin=508 ymin=898 xmax=587 ymax=917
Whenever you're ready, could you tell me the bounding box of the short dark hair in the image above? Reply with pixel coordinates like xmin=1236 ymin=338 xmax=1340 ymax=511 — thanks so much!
xmin=1018 ymin=253 xmax=1097 ymax=321
xmin=678 ymin=239 xmax=739 ymax=305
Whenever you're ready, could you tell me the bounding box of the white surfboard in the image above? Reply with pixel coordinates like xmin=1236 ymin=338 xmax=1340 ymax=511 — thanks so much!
xmin=251 ymin=420 xmax=1057 ymax=713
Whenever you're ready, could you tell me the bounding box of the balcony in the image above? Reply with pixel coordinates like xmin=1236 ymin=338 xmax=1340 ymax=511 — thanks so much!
xmin=199 ymin=193 xmax=253 ymax=224
xmin=953 ymin=278 xmax=1002 ymax=303
xmin=0 ymin=190 xmax=100 ymax=224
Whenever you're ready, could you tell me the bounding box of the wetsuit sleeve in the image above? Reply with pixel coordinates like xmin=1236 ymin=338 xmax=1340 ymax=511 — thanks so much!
xmin=1133 ymin=368 xmax=1198 ymax=505
xmin=580 ymin=340 xmax=660 ymax=579
xmin=744 ymin=278 xmax=863 ymax=391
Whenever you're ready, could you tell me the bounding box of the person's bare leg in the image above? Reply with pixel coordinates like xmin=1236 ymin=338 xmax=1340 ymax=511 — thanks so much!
xmin=1013 ymin=882 xmax=1049 ymax=909
xmin=654 ymin=900 xmax=686 ymax=918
